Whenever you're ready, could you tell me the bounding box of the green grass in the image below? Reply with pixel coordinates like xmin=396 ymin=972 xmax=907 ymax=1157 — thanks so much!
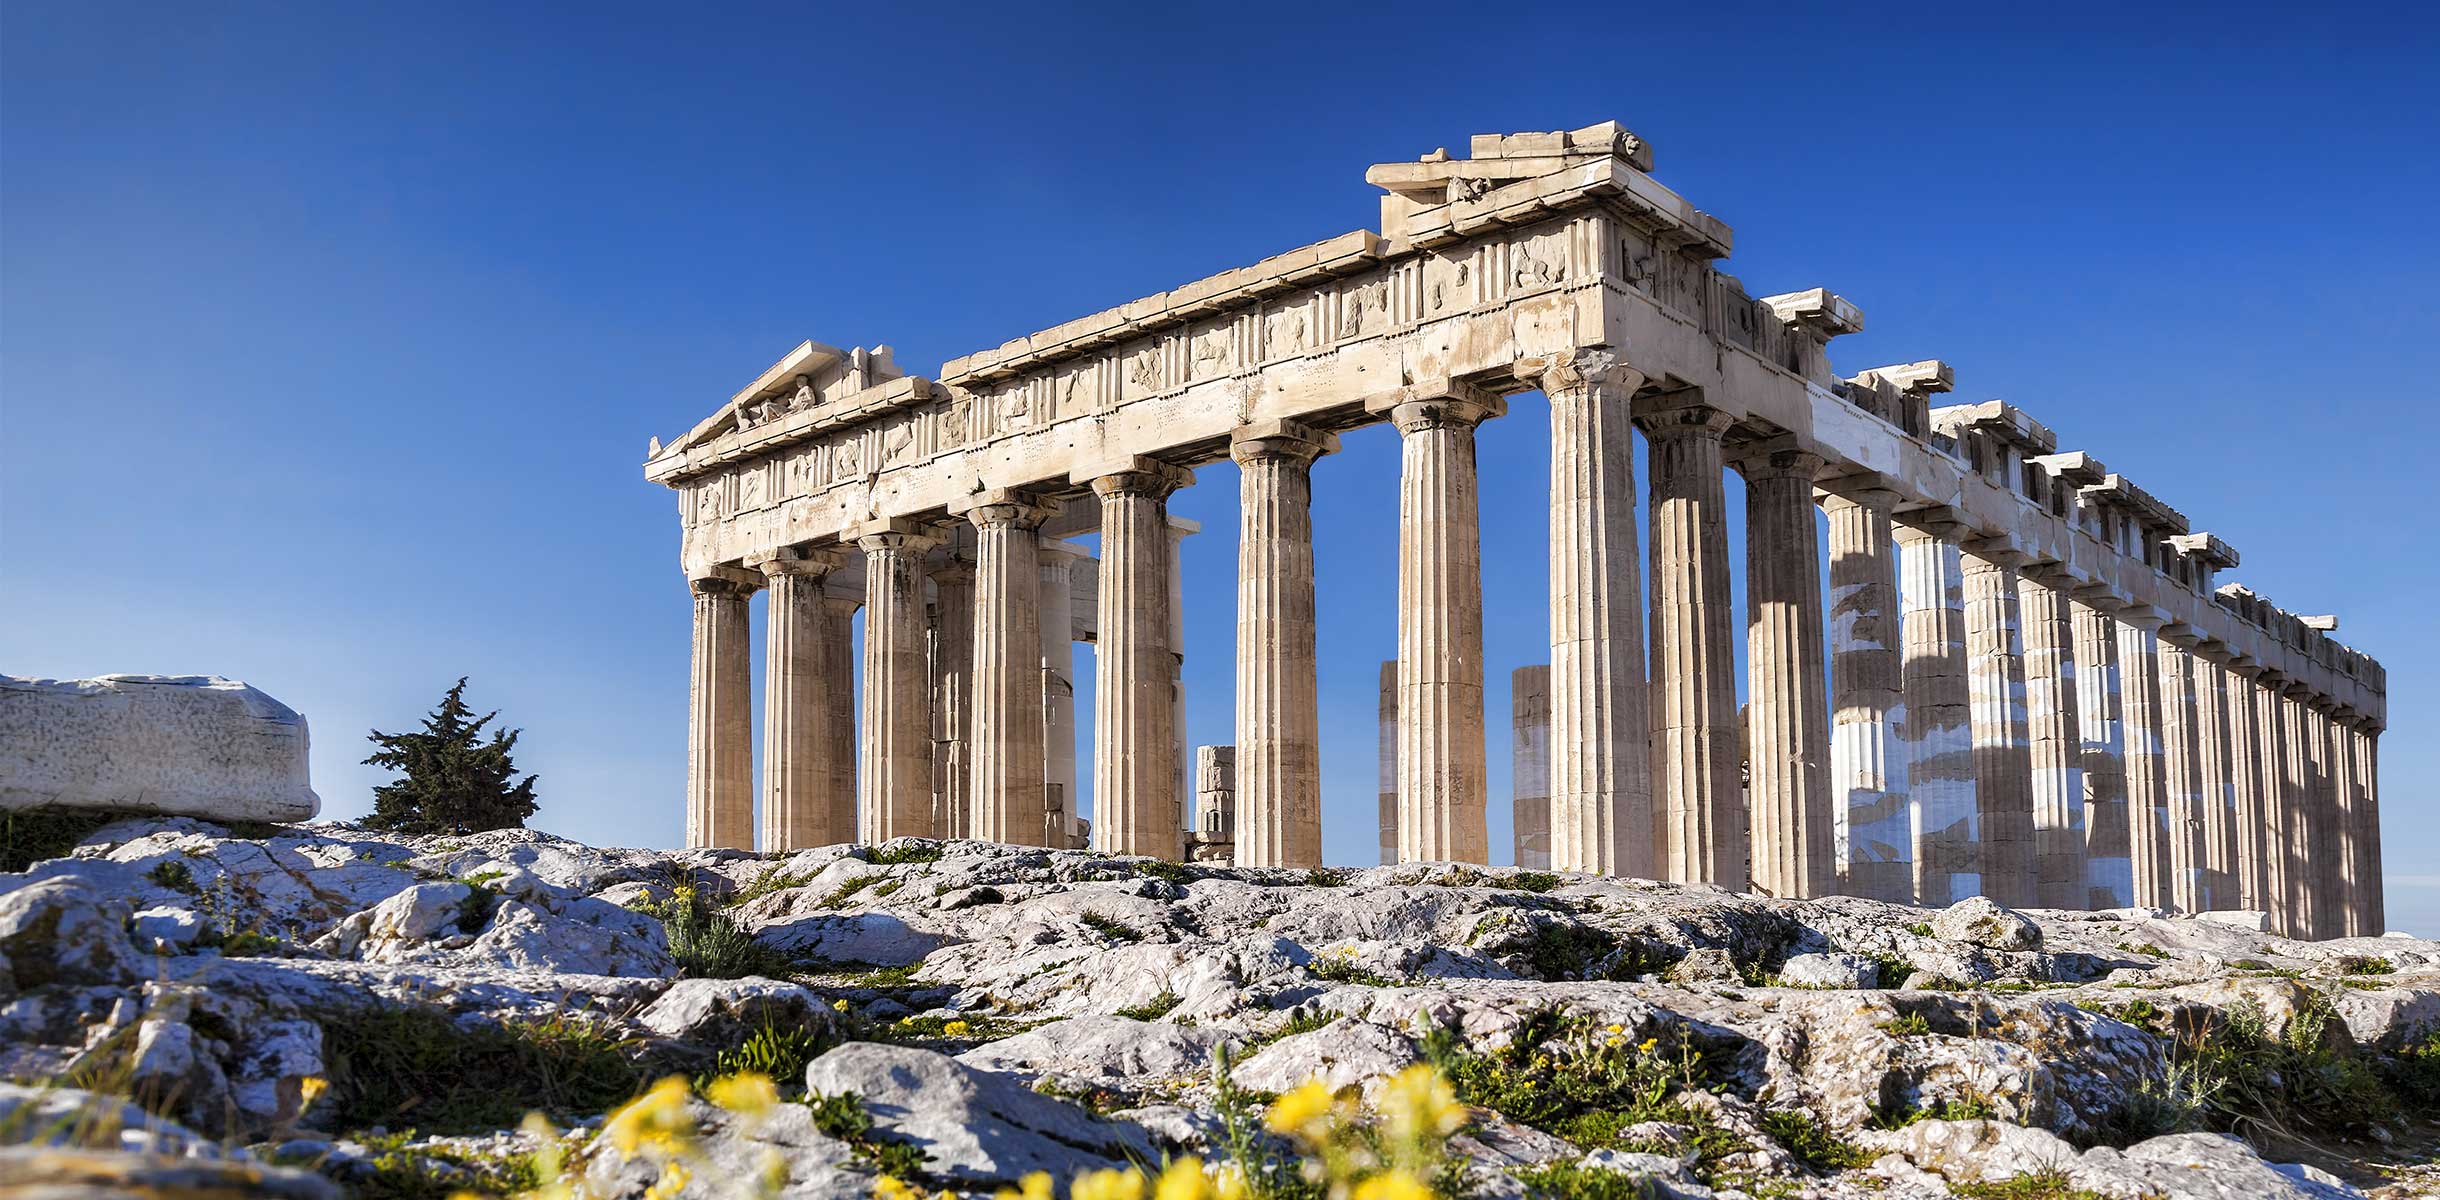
xmin=635 ymin=889 xmax=796 ymax=978
xmin=1137 ymin=860 xmax=1200 ymax=885
xmin=1080 ymin=912 xmax=1145 ymax=942
xmin=142 ymin=860 xmax=198 ymax=894
xmin=268 ymin=1130 xmax=550 ymax=1200
xmin=1518 ymin=1161 xmax=1663 ymax=1199
xmin=1508 ymin=871 xmax=1563 ymax=893
xmin=805 ymin=1088 xmax=929 ymax=1176
xmin=1870 ymin=1093 xmax=2000 ymax=1129
xmin=728 ymin=863 xmax=819 ymax=906
xmin=1757 ymin=1108 xmax=1873 ymax=1171
xmin=1306 ymin=953 xmax=1396 ymax=987
xmin=1116 ymin=992 xmax=1183 ymax=1021
xmin=1950 ymin=1170 xmax=2113 ymax=1200
xmin=819 ymin=873 xmax=887 ymax=907
xmin=1877 ymin=1011 xmax=1934 ymax=1037
xmin=1518 ymin=923 xmax=1671 ymax=982
xmin=320 ymin=1007 xmax=644 ymax=1134
xmin=699 ymin=1018 xmax=838 ymax=1097
xmin=864 ymin=843 xmax=944 ymax=866
xmin=2333 ymin=954 xmax=2394 ymax=976
xmin=1419 ymin=1008 xmax=1733 ymax=1157
xmin=1303 ymin=869 xmax=1349 ymax=888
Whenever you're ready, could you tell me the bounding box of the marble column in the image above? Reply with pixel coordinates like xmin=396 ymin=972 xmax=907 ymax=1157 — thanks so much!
xmin=2155 ymin=633 xmax=2205 ymax=913
xmin=815 ymin=584 xmax=860 ymax=849
xmin=963 ymin=492 xmax=1059 ymax=847
xmin=2353 ymin=721 xmax=2384 ymax=935
xmin=1090 ymin=462 xmax=1190 ymax=859
xmin=2255 ymin=672 xmax=2298 ymax=936
xmin=2326 ymin=707 xmax=2362 ymax=937
xmin=2072 ymin=596 xmax=2132 ymax=908
xmin=1898 ymin=525 xmax=1976 ymax=905
xmin=686 ymin=573 xmax=755 ymax=850
xmin=2019 ymin=569 xmax=2086 ymax=910
xmin=2223 ymin=660 xmax=2269 ymax=914
xmin=1961 ymin=543 xmax=2034 ymax=908
xmin=2117 ymin=614 xmax=2173 ymax=910
xmin=1038 ymin=541 xmax=1086 ymax=845
xmin=857 ymin=520 xmax=939 ymax=844
xmin=1512 ymin=665 xmax=1552 ymax=870
xmin=759 ymin=549 xmax=851 ymax=851
xmin=1824 ymin=487 xmax=1911 ymax=903
xmin=1542 ymin=354 xmax=1653 ymax=877
xmin=1637 ymin=401 xmax=1744 ymax=888
xmin=1377 ymin=661 xmax=1399 ymax=865
xmin=2192 ymin=646 xmax=2238 ymax=911
xmin=2278 ymin=685 xmax=2319 ymax=938
xmin=927 ymin=555 xmax=977 ymax=839
xmin=2305 ymin=699 xmax=2341 ymax=939
xmin=1386 ymin=388 xmax=1503 ymax=864
xmin=1739 ymin=446 xmax=1833 ymax=899
xmin=1231 ymin=420 xmax=1336 ymax=868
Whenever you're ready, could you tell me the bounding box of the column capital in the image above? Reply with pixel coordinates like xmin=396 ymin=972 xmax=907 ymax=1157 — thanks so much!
xmin=1366 ymin=378 xmax=1506 ymax=434
xmin=2224 ymin=655 xmax=2265 ymax=678
xmin=1726 ymin=436 xmax=1825 ymax=482
xmin=1230 ymin=418 xmax=1339 ymax=465
xmin=850 ymin=516 xmax=944 ymax=554
xmin=949 ymin=488 xmax=1062 ymax=530
xmin=750 ymin=543 xmax=851 ymax=578
xmin=2157 ymin=623 xmax=2204 ymax=649
xmin=1816 ymin=473 xmax=1903 ymax=513
xmin=1631 ymin=401 xmax=1735 ymax=440
xmin=2191 ymin=639 xmax=2235 ymax=665
xmin=1959 ymin=536 xmax=2026 ymax=568
xmin=689 ymin=565 xmax=761 ymax=597
xmin=2021 ymin=559 xmax=2088 ymax=588
xmin=1519 ymin=348 xmax=1646 ymax=400
xmin=1894 ymin=504 xmax=1970 ymax=540
xmin=1084 ymin=458 xmax=1194 ymax=500
xmin=2068 ymin=581 xmax=2125 ymax=611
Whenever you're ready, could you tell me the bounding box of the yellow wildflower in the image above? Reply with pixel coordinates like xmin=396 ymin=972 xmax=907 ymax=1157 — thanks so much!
xmin=1604 ymin=1023 xmax=1625 ymax=1036
xmin=1154 ymin=1156 xmax=1211 ymax=1200
xmin=644 ymin=1158 xmax=692 ymax=1200
xmin=1070 ymin=1167 xmax=1147 ymax=1200
xmin=1378 ymin=1063 xmax=1467 ymax=1145
xmin=877 ymin=1176 xmax=925 ymax=1200
xmin=705 ymin=1071 xmax=779 ymax=1118
xmin=833 ymin=998 xmax=853 ymax=1012
xmin=1349 ymin=1169 xmax=1433 ymax=1200
xmin=296 ymin=1075 xmax=328 ymax=1113
xmin=943 ymin=1019 xmax=972 ymax=1036
xmin=1638 ymin=1037 xmax=1661 ymax=1054
xmin=605 ymin=1075 xmax=696 ymax=1157
xmin=995 ymin=1172 xmax=1056 ymax=1200
xmin=1263 ymin=1078 xmax=1340 ymax=1140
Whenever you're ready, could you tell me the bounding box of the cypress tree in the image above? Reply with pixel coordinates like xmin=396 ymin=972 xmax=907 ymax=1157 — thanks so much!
xmin=363 ymin=677 xmax=539 ymax=834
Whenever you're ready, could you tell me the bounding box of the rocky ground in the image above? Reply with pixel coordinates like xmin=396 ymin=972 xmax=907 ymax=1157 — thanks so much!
xmin=2 ymin=815 xmax=2435 ymax=1199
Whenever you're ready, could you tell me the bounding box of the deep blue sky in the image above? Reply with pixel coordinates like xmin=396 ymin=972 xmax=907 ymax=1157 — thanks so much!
xmin=5 ymin=3 xmax=2433 ymax=930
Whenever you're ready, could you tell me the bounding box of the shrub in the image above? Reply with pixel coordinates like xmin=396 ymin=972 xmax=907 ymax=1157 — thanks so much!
xmin=1758 ymin=1107 xmax=1873 ymax=1171
xmin=142 ymin=860 xmax=198 ymax=894
xmin=320 ymin=1007 xmax=643 ymax=1134
xmin=1419 ymin=1008 xmax=1731 ymax=1157
xmin=361 ymin=677 xmax=538 ymax=835
xmin=1117 ymin=992 xmax=1183 ymax=1021
xmin=638 ymin=886 xmax=793 ymax=979
xmin=1509 ymin=872 xmax=1562 ymax=894
xmin=1878 ymin=1011 xmax=1934 ymax=1037
xmin=701 ymin=1018 xmax=836 ymax=1098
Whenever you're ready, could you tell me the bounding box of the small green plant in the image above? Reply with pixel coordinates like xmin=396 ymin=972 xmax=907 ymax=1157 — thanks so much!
xmin=1304 ymin=868 xmax=1349 ymax=888
xmin=454 ymin=877 xmax=502 ymax=933
xmin=636 ymin=886 xmax=794 ymax=979
xmin=1878 ymin=1011 xmax=1934 ymax=1037
xmin=2333 ymin=954 xmax=2393 ymax=976
xmin=142 ymin=860 xmax=198 ymax=894
xmin=1758 ymin=1107 xmax=1873 ymax=1170
xmin=1508 ymin=871 xmax=1562 ymax=894
xmin=320 ymin=1006 xmax=643 ymax=1134
xmin=819 ymin=873 xmax=886 ymax=908
xmin=728 ymin=862 xmax=818 ymax=906
xmin=1950 ymin=1170 xmax=2113 ymax=1200
xmin=1870 ymin=1092 xmax=1999 ymax=1129
xmin=805 ymin=1087 xmax=928 ymax=1175
xmin=1905 ymin=921 xmax=1934 ymax=937
xmin=700 ymin=1018 xmax=836 ymax=1096
xmin=2103 ymin=1056 xmax=2223 ymax=1143
xmin=1307 ymin=950 xmax=1396 ymax=987
xmin=1418 ymin=1008 xmax=1727 ymax=1153
xmin=1080 ymin=912 xmax=1144 ymax=942
xmin=268 ymin=1130 xmax=551 ymax=1200
xmin=1517 ymin=922 xmax=1670 ymax=982
xmin=1518 ymin=1161 xmax=1658 ymax=1199
xmin=2116 ymin=941 xmax=2170 ymax=959
xmin=1864 ymin=950 xmax=1914 ymax=988
xmin=1137 ymin=860 xmax=1199 ymax=885
xmin=864 ymin=843 xmax=944 ymax=866
xmin=1117 ymin=991 xmax=1183 ymax=1021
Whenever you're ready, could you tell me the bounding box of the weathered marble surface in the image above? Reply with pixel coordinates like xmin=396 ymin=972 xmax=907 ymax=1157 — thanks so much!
xmin=0 ymin=675 xmax=318 ymax=821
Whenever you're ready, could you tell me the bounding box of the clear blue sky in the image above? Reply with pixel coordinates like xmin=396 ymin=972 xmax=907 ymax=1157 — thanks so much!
xmin=5 ymin=3 xmax=2433 ymax=930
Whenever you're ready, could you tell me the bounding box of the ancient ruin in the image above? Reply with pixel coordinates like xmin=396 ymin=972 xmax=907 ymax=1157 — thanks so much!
xmin=645 ymin=122 xmax=2385 ymax=940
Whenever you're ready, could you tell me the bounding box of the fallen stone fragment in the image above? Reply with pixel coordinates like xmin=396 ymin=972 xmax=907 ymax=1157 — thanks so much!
xmin=800 ymin=1042 xmax=1154 ymax=1183
xmin=1932 ymin=895 xmax=2043 ymax=951
xmin=0 ymin=674 xmax=319 ymax=822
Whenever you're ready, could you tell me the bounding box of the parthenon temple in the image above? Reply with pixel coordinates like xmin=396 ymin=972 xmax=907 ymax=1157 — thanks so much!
xmin=644 ymin=122 xmax=2386 ymax=940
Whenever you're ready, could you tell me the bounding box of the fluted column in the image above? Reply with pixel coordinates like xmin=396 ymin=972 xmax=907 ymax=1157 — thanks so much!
xmin=1637 ymin=401 xmax=1743 ymax=888
xmin=686 ymin=573 xmax=755 ymax=849
xmin=2192 ymin=646 xmax=2237 ymax=911
xmin=2072 ymin=596 xmax=2131 ymax=908
xmin=1825 ymin=488 xmax=1910 ymax=902
xmin=2354 ymin=722 xmax=2384 ymax=934
xmin=927 ymin=556 xmax=977 ymax=839
xmin=2156 ymin=633 xmax=2205 ymax=913
xmin=1231 ymin=421 xmax=1336 ymax=868
xmin=2117 ymin=614 xmax=2172 ymax=909
xmin=1384 ymin=387 xmax=1503 ymax=864
xmin=2256 ymin=672 xmax=2299 ymax=935
xmin=1898 ymin=525 xmax=1975 ymax=905
xmin=1377 ymin=661 xmax=1399 ymax=865
xmin=963 ymin=491 xmax=1059 ymax=847
xmin=815 ymin=587 xmax=860 ymax=848
xmin=759 ymin=548 xmax=851 ymax=851
xmin=2019 ymin=568 xmax=2086 ymax=909
xmin=1961 ymin=543 xmax=2034 ymax=908
xmin=1512 ymin=665 xmax=1553 ymax=870
xmin=857 ymin=520 xmax=940 ymax=843
xmin=1542 ymin=353 xmax=1653 ymax=876
xmin=2278 ymin=684 xmax=2319 ymax=938
xmin=1038 ymin=541 xmax=1086 ymax=845
xmin=2304 ymin=699 xmax=2340 ymax=939
xmin=1738 ymin=445 xmax=1833 ymax=899
xmin=2223 ymin=660 xmax=2269 ymax=914
xmin=2326 ymin=707 xmax=2362 ymax=937
xmin=1090 ymin=462 xmax=1190 ymax=859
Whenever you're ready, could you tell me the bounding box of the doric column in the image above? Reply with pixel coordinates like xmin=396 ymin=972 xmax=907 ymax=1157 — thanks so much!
xmin=927 ymin=553 xmax=977 ymax=839
xmin=2278 ymin=684 xmax=2319 ymax=938
xmin=1231 ymin=420 xmax=1336 ymax=868
xmin=1824 ymin=486 xmax=1910 ymax=903
xmin=1089 ymin=461 xmax=1190 ymax=859
xmin=686 ymin=572 xmax=755 ymax=849
xmin=1897 ymin=524 xmax=1975 ymax=905
xmin=1038 ymin=540 xmax=1087 ymax=845
xmin=1512 ymin=665 xmax=1552 ymax=870
xmin=1377 ymin=661 xmax=1398 ymax=865
xmin=1738 ymin=444 xmax=1833 ymax=899
xmin=2155 ymin=632 xmax=2205 ymax=913
xmin=962 ymin=491 xmax=1060 ymax=847
xmin=1382 ymin=386 xmax=1504 ymax=864
xmin=2222 ymin=659 xmax=2269 ymax=914
xmin=2118 ymin=614 xmax=2173 ymax=908
xmin=1541 ymin=353 xmax=1653 ymax=877
xmin=2304 ymin=698 xmax=2341 ymax=939
xmin=1637 ymin=400 xmax=1744 ymax=888
xmin=2072 ymin=595 xmax=2131 ymax=908
xmin=815 ymin=584 xmax=860 ymax=848
xmin=2325 ymin=706 xmax=2362 ymax=937
xmin=857 ymin=519 xmax=940 ymax=843
xmin=1961 ymin=542 xmax=2034 ymax=908
xmin=2192 ymin=645 xmax=2238 ymax=911
xmin=2353 ymin=721 xmax=2384 ymax=934
xmin=2255 ymin=671 xmax=2298 ymax=935
xmin=2018 ymin=567 xmax=2086 ymax=910
xmin=1166 ymin=517 xmax=1195 ymax=830
xmin=758 ymin=547 xmax=852 ymax=851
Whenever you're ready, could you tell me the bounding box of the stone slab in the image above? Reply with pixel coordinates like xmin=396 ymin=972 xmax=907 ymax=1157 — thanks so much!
xmin=0 ymin=675 xmax=318 ymax=822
